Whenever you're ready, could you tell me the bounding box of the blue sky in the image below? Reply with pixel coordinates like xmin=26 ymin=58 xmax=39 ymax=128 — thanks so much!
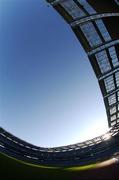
xmin=0 ymin=0 xmax=108 ymax=147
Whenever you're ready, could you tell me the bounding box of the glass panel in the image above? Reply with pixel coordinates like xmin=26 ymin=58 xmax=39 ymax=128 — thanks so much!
xmin=108 ymin=94 xmax=116 ymax=106
xmin=61 ymin=0 xmax=86 ymax=19
xmin=80 ymin=22 xmax=102 ymax=47
xmin=95 ymin=19 xmax=111 ymax=42
xmin=108 ymin=46 xmax=119 ymax=67
xmin=77 ymin=0 xmax=96 ymax=15
xmin=95 ymin=50 xmax=111 ymax=73
xmin=104 ymin=75 xmax=115 ymax=92
xmin=111 ymin=121 xmax=116 ymax=126
xmin=115 ymin=71 xmax=119 ymax=87
xmin=110 ymin=106 xmax=116 ymax=115
xmin=111 ymin=115 xmax=116 ymax=121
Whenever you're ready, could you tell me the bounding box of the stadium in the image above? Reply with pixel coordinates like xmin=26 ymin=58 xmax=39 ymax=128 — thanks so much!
xmin=1 ymin=0 xmax=119 ymax=179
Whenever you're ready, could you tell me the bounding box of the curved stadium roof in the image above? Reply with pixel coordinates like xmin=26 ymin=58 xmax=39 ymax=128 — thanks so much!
xmin=1 ymin=0 xmax=119 ymax=167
